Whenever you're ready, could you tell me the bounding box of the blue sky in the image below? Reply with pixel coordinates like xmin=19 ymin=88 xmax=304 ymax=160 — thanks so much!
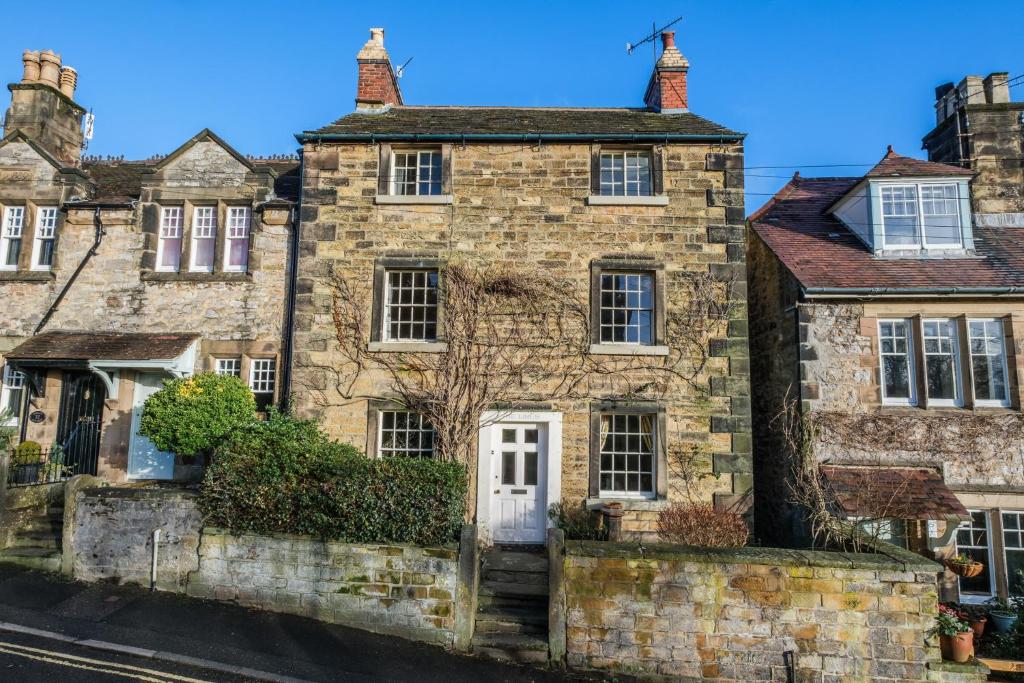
xmin=2 ymin=1 xmax=1022 ymax=208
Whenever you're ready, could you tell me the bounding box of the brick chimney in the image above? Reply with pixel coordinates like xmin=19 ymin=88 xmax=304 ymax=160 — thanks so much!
xmin=3 ymin=49 xmax=86 ymax=164
xmin=643 ymin=31 xmax=689 ymax=113
xmin=355 ymin=28 xmax=403 ymax=111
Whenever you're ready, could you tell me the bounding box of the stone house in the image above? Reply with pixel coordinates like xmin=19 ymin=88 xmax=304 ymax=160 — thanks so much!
xmin=0 ymin=50 xmax=298 ymax=483
xmin=291 ymin=29 xmax=750 ymax=544
xmin=748 ymin=73 xmax=1024 ymax=602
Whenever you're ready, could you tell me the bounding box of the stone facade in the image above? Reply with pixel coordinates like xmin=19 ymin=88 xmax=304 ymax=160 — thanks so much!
xmin=187 ymin=530 xmax=460 ymax=646
xmin=69 ymin=487 xmax=202 ymax=590
xmin=1 ymin=52 xmax=298 ymax=483
xmin=560 ymin=541 xmax=988 ymax=682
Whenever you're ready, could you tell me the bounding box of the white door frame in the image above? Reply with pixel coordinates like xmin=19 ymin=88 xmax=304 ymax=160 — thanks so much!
xmin=476 ymin=410 xmax=562 ymax=545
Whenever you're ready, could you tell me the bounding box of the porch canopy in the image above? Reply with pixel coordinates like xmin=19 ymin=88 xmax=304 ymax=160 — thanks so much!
xmin=820 ymin=465 xmax=970 ymax=522
xmin=5 ymin=331 xmax=199 ymax=395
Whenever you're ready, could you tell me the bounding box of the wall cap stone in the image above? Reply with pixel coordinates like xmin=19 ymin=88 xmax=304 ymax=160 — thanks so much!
xmin=202 ymin=527 xmax=459 ymax=555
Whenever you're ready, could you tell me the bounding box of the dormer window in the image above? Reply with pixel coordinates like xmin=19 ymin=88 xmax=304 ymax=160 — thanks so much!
xmin=880 ymin=183 xmax=962 ymax=250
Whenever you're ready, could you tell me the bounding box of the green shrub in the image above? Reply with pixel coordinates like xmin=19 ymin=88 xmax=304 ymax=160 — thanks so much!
xmin=548 ymin=502 xmax=606 ymax=541
xmin=13 ymin=440 xmax=42 ymax=464
xmin=140 ymin=373 xmax=256 ymax=457
xmin=200 ymin=412 xmax=466 ymax=546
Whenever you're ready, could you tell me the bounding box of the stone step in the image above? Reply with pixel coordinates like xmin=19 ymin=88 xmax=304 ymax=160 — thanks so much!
xmin=480 ymin=551 xmax=548 ymax=574
xmin=471 ymin=632 xmax=549 ymax=665
xmin=0 ymin=548 xmax=61 ymax=572
xmin=476 ymin=592 xmax=548 ymax=612
xmin=474 ymin=617 xmax=546 ymax=636
xmin=480 ymin=579 xmax=549 ymax=598
xmin=482 ymin=568 xmax=548 ymax=585
xmin=21 ymin=515 xmax=64 ymax=531
xmin=10 ymin=533 xmax=61 ymax=550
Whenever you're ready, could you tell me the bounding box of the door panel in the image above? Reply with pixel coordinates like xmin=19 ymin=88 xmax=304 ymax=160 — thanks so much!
xmin=128 ymin=373 xmax=175 ymax=480
xmin=491 ymin=423 xmax=547 ymax=543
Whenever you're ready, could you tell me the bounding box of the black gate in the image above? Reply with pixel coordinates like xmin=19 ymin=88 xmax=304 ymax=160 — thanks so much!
xmin=56 ymin=371 xmax=106 ymax=477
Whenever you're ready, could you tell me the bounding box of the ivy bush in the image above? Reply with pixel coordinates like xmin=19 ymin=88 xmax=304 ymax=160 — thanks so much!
xmin=200 ymin=411 xmax=466 ymax=546
xmin=140 ymin=373 xmax=256 ymax=457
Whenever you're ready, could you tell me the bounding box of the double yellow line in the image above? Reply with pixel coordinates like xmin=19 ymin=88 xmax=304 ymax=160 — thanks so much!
xmin=0 ymin=639 xmax=215 ymax=682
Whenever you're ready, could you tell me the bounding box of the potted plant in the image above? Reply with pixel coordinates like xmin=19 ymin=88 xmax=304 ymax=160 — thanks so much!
xmin=945 ymin=553 xmax=985 ymax=578
xmin=934 ymin=604 xmax=974 ymax=663
xmin=11 ymin=441 xmax=43 ymax=485
xmin=986 ymin=596 xmax=1019 ymax=634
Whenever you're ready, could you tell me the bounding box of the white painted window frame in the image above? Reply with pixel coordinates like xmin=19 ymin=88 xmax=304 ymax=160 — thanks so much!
xmin=878 ymin=318 xmax=917 ymax=406
xmin=30 ymin=206 xmax=58 ymax=271
xmin=223 ymin=206 xmax=250 ymax=273
xmin=189 ymin=206 xmax=217 ymax=273
xmin=955 ymin=509 xmax=996 ymax=602
xmin=968 ymin=318 xmax=1011 ymax=408
xmin=382 ymin=269 xmax=440 ymax=343
xmin=922 ymin=318 xmax=962 ymax=407
xmin=596 ymin=412 xmax=658 ymax=500
xmin=0 ymin=205 xmax=25 ymax=271
xmin=248 ymin=358 xmax=276 ymax=396
xmin=1001 ymin=510 xmax=1024 ymax=597
xmin=214 ymin=357 xmax=241 ymax=377
xmin=0 ymin=364 xmax=25 ymax=426
xmin=390 ymin=149 xmax=442 ymax=196
xmin=599 ymin=150 xmax=653 ymax=197
xmin=879 ymin=182 xmax=962 ymax=250
xmin=156 ymin=206 xmax=184 ymax=273
xmin=598 ymin=270 xmax=656 ymax=346
xmin=378 ymin=409 xmax=435 ymax=458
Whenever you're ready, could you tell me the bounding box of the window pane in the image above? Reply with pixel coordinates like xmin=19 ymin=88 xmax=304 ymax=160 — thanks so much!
xmin=502 ymin=451 xmax=516 ymax=485
xmin=379 ymin=410 xmax=435 ymax=458
xmin=881 ymin=185 xmax=920 ymax=247
xmin=384 ymin=269 xmax=439 ymax=341
xmin=599 ymin=272 xmax=655 ymax=345
xmin=923 ymin=319 xmax=958 ymax=402
xmin=524 ymin=451 xmax=538 ymax=486
xmin=969 ymin=320 xmax=1008 ymax=403
xmin=957 ymin=511 xmax=992 ymax=595
xmin=502 ymin=429 xmax=516 ymax=443
xmin=921 ymin=184 xmax=961 ymax=247
xmin=598 ymin=412 xmax=655 ymax=496
xmin=879 ymin=320 xmax=913 ymax=402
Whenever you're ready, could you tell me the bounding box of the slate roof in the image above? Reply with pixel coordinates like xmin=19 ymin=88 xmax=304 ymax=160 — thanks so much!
xmin=79 ymin=159 xmax=301 ymax=205
xmin=821 ymin=465 xmax=969 ymax=521
xmin=303 ymin=106 xmax=742 ymax=139
xmin=6 ymin=332 xmax=199 ymax=362
xmin=748 ymin=152 xmax=1024 ymax=293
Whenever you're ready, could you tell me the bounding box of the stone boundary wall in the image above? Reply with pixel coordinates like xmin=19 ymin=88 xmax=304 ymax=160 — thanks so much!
xmin=560 ymin=541 xmax=988 ymax=682
xmin=186 ymin=529 xmax=460 ymax=646
xmin=70 ymin=487 xmax=202 ymax=590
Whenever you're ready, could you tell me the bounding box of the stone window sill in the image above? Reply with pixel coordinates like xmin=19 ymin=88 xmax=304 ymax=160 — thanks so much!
xmin=367 ymin=341 xmax=448 ymax=353
xmin=590 ymin=344 xmax=669 ymax=357
xmin=879 ymin=405 xmax=1018 ymax=415
xmin=141 ymin=271 xmax=253 ymax=283
xmin=586 ymin=498 xmax=669 ymax=512
xmin=375 ymin=194 xmax=453 ymax=205
xmin=586 ymin=195 xmax=669 ymax=207
xmin=0 ymin=270 xmax=55 ymax=282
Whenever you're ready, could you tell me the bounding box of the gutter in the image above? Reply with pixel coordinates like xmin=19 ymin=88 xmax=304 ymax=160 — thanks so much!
xmin=295 ymin=132 xmax=746 ymax=144
xmin=803 ymin=285 xmax=1024 ymax=299
xmin=278 ymin=159 xmax=303 ymax=412
xmin=34 ymin=207 xmax=105 ymax=334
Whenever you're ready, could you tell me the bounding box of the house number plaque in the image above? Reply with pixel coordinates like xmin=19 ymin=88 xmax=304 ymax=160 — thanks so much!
xmin=29 ymin=411 xmax=45 ymax=424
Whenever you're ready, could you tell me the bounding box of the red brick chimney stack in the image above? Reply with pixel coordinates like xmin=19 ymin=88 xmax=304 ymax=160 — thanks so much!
xmin=355 ymin=28 xmax=403 ymax=112
xmin=643 ymin=30 xmax=689 ymax=113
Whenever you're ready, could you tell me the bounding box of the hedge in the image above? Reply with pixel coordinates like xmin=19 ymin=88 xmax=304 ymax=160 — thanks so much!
xmin=200 ymin=412 xmax=466 ymax=546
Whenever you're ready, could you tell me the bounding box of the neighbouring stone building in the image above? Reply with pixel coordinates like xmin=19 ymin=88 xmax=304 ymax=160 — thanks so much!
xmin=291 ymin=29 xmax=750 ymax=544
xmin=0 ymin=50 xmax=299 ymax=482
xmin=748 ymin=73 xmax=1024 ymax=602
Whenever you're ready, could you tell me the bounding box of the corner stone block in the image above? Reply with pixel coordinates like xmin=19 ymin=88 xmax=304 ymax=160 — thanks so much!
xmin=707 ymin=189 xmax=744 ymax=208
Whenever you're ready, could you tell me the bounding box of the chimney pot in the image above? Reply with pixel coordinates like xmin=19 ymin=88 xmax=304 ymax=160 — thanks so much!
xmin=59 ymin=66 xmax=77 ymax=99
xmin=21 ymin=50 xmax=40 ymax=83
xmin=38 ymin=50 xmax=61 ymax=88
xmin=661 ymin=31 xmax=676 ymax=49
xmin=370 ymin=27 xmax=384 ymax=45
xmin=355 ymin=27 xmax=403 ymax=111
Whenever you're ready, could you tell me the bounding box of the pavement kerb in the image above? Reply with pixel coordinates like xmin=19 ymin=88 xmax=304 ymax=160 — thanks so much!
xmin=0 ymin=620 xmax=313 ymax=683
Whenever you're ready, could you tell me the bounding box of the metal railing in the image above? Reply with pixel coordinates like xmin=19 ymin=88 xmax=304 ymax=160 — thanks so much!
xmin=5 ymin=447 xmax=76 ymax=488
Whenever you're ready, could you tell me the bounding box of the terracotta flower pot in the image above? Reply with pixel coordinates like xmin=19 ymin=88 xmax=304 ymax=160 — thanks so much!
xmin=969 ymin=616 xmax=987 ymax=637
xmin=939 ymin=631 xmax=974 ymax=663
xmin=945 ymin=560 xmax=984 ymax=578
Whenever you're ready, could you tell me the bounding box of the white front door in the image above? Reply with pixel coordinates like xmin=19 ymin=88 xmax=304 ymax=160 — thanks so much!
xmin=128 ymin=373 xmax=175 ymax=480
xmin=489 ymin=422 xmax=547 ymax=544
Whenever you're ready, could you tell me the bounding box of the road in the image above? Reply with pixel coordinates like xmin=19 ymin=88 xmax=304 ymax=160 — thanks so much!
xmin=0 ymin=563 xmax=588 ymax=682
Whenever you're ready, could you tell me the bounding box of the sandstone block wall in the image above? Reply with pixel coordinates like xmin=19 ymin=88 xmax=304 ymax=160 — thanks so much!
xmin=187 ymin=530 xmax=460 ymax=646
xmin=561 ymin=541 xmax=985 ymax=682
xmin=70 ymin=487 xmax=202 ymax=590
xmin=292 ymin=141 xmax=751 ymax=527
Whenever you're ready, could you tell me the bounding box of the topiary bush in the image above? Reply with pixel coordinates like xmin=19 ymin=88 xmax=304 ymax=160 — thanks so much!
xmin=200 ymin=411 xmax=466 ymax=546
xmin=657 ymin=502 xmax=749 ymax=548
xmin=139 ymin=373 xmax=256 ymax=457
xmin=13 ymin=440 xmax=42 ymax=464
